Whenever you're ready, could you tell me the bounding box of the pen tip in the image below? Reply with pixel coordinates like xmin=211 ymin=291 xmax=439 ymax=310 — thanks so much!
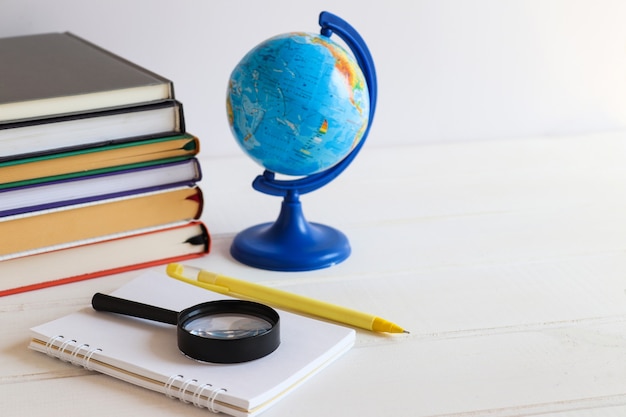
xmin=403 ymin=330 xmax=410 ymax=334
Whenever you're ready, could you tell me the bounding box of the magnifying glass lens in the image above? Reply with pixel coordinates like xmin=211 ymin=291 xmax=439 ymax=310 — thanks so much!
xmin=183 ymin=313 xmax=274 ymax=339
xmin=92 ymin=294 xmax=281 ymax=362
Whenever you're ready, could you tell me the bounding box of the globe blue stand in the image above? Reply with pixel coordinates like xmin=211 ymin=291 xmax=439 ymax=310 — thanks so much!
xmin=231 ymin=189 xmax=351 ymax=271
xmin=230 ymin=11 xmax=378 ymax=271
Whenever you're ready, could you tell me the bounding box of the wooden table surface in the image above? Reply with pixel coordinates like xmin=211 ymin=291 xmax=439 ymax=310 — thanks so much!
xmin=3 ymin=131 xmax=626 ymax=416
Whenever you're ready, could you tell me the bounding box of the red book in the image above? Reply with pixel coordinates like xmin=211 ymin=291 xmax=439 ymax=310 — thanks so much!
xmin=0 ymin=221 xmax=210 ymax=296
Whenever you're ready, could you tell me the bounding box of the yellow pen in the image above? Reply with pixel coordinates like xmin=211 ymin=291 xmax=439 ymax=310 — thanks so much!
xmin=166 ymin=263 xmax=408 ymax=334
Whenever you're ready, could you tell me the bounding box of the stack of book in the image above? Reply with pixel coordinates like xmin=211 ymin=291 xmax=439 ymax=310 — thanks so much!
xmin=0 ymin=33 xmax=210 ymax=296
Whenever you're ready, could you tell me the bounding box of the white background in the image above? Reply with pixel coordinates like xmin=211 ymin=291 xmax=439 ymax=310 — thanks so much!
xmin=2 ymin=0 xmax=626 ymax=157
xmin=3 ymin=4 xmax=626 ymax=416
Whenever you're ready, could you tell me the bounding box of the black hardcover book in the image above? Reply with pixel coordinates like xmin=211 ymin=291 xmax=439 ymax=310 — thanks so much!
xmin=0 ymin=100 xmax=185 ymax=160
xmin=0 ymin=32 xmax=174 ymax=123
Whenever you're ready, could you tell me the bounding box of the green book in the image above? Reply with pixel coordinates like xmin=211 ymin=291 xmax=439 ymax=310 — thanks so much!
xmin=0 ymin=134 xmax=200 ymax=189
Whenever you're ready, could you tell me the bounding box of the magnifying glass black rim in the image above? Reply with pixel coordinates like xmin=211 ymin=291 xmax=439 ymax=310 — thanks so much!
xmin=91 ymin=293 xmax=280 ymax=364
xmin=178 ymin=299 xmax=280 ymax=364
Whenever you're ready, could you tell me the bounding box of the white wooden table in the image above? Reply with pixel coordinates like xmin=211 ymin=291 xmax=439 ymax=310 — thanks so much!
xmin=3 ymin=131 xmax=626 ymax=416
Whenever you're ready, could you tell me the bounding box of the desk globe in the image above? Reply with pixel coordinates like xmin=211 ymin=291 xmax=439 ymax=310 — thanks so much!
xmin=226 ymin=11 xmax=377 ymax=271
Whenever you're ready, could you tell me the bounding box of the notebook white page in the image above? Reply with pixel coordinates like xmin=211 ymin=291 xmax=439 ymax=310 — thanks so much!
xmin=29 ymin=270 xmax=355 ymax=417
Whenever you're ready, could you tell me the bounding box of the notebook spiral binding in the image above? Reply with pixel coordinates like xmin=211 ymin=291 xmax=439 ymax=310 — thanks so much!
xmin=45 ymin=335 xmax=103 ymax=370
xmin=43 ymin=335 xmax=226 ymax=413
xmin=165 ymin=374 xmax=226 ymax=412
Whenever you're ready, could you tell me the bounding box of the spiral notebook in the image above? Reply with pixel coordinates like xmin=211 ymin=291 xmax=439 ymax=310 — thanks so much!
xmin=29 ymin=271 xmax=355 ymax=417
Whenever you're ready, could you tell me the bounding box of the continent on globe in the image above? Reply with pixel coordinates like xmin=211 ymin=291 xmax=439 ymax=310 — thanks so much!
xmin=226 ymin=32 xmax=370 ymax=176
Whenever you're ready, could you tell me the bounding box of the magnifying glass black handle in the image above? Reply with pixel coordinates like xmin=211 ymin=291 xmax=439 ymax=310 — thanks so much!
xmin=92 ymin=293 xmax=179 ymax=326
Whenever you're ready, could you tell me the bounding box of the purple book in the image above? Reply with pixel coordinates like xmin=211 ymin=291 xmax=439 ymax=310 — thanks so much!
xmin=0 ymin=158 xmax=201 ymax=217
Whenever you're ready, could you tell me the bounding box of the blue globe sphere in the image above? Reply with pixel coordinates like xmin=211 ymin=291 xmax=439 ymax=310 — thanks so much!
xmin=226 ymin=32 xmax=370 ymax=176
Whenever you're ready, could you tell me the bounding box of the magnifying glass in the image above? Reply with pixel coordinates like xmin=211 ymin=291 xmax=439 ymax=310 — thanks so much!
xmin=91 ymin=293 xmax=280 ymax=363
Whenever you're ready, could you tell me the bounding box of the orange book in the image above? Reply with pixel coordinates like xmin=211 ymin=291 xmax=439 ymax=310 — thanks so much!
xmin=0 ymin=186 xmax=203 ymax=256
xmin=0 ymin=221 xmax=210 ymax=297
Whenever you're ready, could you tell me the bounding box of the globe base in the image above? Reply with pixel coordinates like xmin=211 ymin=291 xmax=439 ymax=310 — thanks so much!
xmin=230 ymin=193 xmax=351 ymax=271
